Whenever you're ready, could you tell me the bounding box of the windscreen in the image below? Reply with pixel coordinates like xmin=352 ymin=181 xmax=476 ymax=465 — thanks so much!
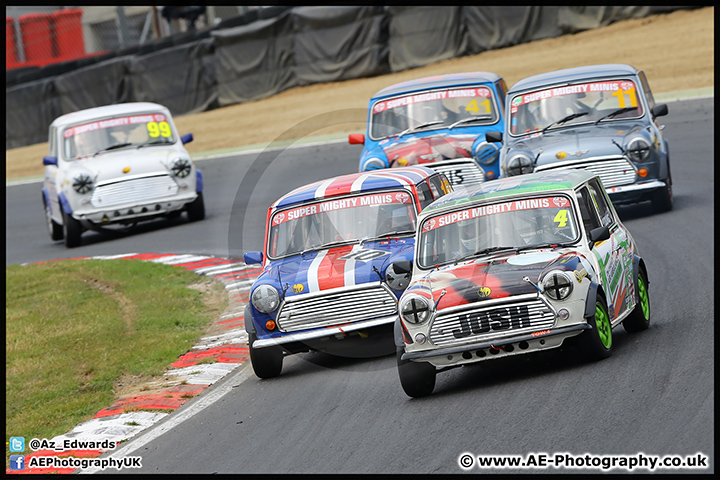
xmin=418 ymin=195 xmax=579 ymax=268
xmin=509 ymin=79 xmax=643 ymax=135
xmin=268 ymin=191 xmax=417 ymax=259
xmin=370 ymin=86 xmax=498 ymax=140
xmin=63 ymin=112 xmax=176 ymax=159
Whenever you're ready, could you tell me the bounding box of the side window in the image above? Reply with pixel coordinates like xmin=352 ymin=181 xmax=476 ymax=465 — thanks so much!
xmin=587 ymin=179 xmax=614 ymax=227
xmin=416 ymin=182 xmax=434 ymax=210
xmin=48 ymin=127 xmax=56 ymax=157
xmin=638 ymin=71 xmax=655 ymax=112
xmin=428 ymin=174 xmax=451 ymax=198
xmin=576 ymin=187 xmax=601 ymax=236
xmin=495 ymin=79 xmax=508 ymax=116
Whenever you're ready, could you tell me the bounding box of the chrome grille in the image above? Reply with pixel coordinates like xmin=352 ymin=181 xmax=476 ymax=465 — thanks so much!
xmin=276 ymin=284 xmax=398 ymax=333
xmin=429 ymin=296 xmax=555 ymax=347
xmin=536 ymin=157 xmax=636 ymax=188
xmin=91 ymin=175 xmax=179 ymax=208
xmin=428 ymin=160 xmax=485 ymax=188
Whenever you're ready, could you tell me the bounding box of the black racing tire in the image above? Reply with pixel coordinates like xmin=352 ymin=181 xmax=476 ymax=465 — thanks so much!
xmin=43 ymin=196 xmax=64 ymax=241
xmin=186 ymin=192 xmax=205 ymax=222
xmin=652 ymin=174 xmax=673 ymax=213
xmin=248 ymin=332 xmax=283 ymax=379
xmin=62 ymin=208 xmax=82 ymax=248
xmin=578 ymin=294 xmax=613 ymax=361
xmin=623 ymin=269 xmax=651 ymax=333
xmin=397 ymin=346 xmax=436 ymax=398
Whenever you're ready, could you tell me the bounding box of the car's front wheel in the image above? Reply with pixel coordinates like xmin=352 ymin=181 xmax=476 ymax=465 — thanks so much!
xmin=62 ymin=208 xmax=82 ymax=248
xmin=248 ymin=332 xmax=283 ymax=379
xmin=578 ymin=294 xmax=613 ymax=361
xmin=186 ymin=192 xmax=205 ymax=222
xmin=397 ymin=346 xmax=436 ymax=398
xmin=623 ymin=269 xmax=650 ymax=333
xmin=43 ymin=196 xmax=63 ymax=241
xmin=652 ymin=174 xmax=672 ymax=213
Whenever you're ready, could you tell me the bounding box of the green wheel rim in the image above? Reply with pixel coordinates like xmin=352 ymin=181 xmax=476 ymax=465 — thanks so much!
xmin=595 ymin=302 xmax=612 ymax=349
xmin=638 ymin=275 xmax=650 ymax=320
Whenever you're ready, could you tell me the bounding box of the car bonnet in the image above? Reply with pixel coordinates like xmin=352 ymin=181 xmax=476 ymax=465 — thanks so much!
xmin=261 ymin=239 xmax=415 ymax=298
xmin=406 ymin=250 xmax=594 ymax=308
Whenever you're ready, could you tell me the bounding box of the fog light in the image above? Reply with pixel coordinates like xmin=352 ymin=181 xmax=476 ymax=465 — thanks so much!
xmin=155 ymin=204 xmax=161 ymax=211
xmin=414 ymin=333 xmax=427 ymax=344
xmin=102 ymin=215 xmax=109 ymax=223
xmin=486 ymin=171 xmax=496 ymax=180
xmin=557 ymin=308 xmax=570 ymax=320
xmin=638 ymin=168 xmax=648 ymax=177
xmin=113 ymin=211 xmax=120 ymax=217
xmin=128 ymin=209 xmax=134 ymax=215
xmin=265 ymin=320 xmax=276 ymax=331
xmin=141 ymin=207 xmax=148 ymax=213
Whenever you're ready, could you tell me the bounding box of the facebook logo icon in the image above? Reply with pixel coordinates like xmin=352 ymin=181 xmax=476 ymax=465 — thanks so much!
xmin=10 ymin=436 xmax=25 ymax=452
xmin=9 ymin=455 xmax=25 ymax=470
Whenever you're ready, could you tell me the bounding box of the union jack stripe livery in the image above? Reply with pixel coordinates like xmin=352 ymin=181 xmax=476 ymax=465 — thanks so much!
xmin=243 ymin=167 xmax=453 ymax=378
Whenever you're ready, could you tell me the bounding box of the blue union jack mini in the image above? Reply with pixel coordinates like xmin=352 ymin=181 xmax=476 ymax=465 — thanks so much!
xmin=243 ymin=167 xmax=452 ymax=378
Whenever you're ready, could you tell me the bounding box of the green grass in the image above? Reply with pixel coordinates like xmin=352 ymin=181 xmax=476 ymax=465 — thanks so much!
xmin=5 ymin=259 xmax=227 ymax=456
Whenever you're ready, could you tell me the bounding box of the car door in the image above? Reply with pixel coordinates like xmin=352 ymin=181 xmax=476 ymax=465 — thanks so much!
xmin=44 ymin=126 xmax=61 ymax=219
xmin=586 ymin=179 xmax=635 ymax=321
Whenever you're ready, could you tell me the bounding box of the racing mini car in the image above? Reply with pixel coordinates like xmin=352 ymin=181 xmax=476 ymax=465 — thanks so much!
xmin=393 ymin=169 xmax=651 ymax=397
xmin=349 ymin=72 xmax=507 ymax=189
xmin=42 ymin=102 xmax=204 ymax=248
xmin=486 ymin=64 xmax=672 ymax=213
xmin=243 ymin=167 xmax=452 ymax=379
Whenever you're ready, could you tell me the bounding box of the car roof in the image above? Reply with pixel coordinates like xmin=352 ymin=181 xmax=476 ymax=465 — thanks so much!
xmin=273 ymin=167 xmax=437 ymax=209
xmin=50 ymin=102 xmax=171 ymax=128
xmin=423 ymin=170 xmax=595 ymax=214
xmin=508 ymin=64 xmax=640 ymax=94
xmin=372 ymin=72 xmax=502 ymax=99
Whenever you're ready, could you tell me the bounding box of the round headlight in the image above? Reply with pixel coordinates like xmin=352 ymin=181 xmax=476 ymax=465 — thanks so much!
xmin=399 ymin=295 xmax=431 ymax=325
xmin=474 ymin=142 xmax=500 ymax=165
xmin=541 ymin=271 xmax=573 ymax=300
xmin=251 ymin=284 xmax=280 ymax=313
xmin=385 ymin=264 xmax=410 ymax=291
xmin=72 ymin=173 xmax=93 ymax=194
xmin=506 ymin=153 xmax=534 ymax=176
xmin=626 ymin=137 xmax=651 ymax=162
xmin=362 ymin=157 xmax=386 ymax=171
xmin=171 ymin=158 xmax=192 ymax=178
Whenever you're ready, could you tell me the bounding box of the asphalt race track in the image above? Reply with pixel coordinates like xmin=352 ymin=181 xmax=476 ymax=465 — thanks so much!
xmin=5 ymin=97 xmax=714 ymax=473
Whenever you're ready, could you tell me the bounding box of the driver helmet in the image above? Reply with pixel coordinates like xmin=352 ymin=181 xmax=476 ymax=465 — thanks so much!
xmin=459 ymin=220 xmax=484 ymax=251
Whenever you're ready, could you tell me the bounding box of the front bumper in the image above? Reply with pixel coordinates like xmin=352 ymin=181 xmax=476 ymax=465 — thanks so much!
xmin=605 ymin=180 xmax=666 ymax=204
xmin=253 ymin=314 xmax=398 ymax=349
xmin=402 ymin=323 xmax=589 ymax=367
xmin=73 ymin=193 xmax=197 ymax=224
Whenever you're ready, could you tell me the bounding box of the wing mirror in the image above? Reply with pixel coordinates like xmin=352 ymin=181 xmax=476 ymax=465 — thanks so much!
xmin=589 ymin=225 xmax=610 ymax=248
xmin=485 ymin=131 xmax=503 ymax=143
xmin=392 ymin=260 xmax=413 ymax=275
xmin=243 ymin=251 xmax=264 ymax=265
xmin=43 ymin=156 xmax=58 ymax=166
xmin=181 ymin=133 xmax=194 ymax=145
xmin=348 ymin=133 xmax=365 ymax=145
xmin=651 ymin=104 xmax=668 ymax=118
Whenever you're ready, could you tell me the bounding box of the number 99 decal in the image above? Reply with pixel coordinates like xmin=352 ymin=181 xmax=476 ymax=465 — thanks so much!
xmin=147 ymin=121 xmax=172 ymax=138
